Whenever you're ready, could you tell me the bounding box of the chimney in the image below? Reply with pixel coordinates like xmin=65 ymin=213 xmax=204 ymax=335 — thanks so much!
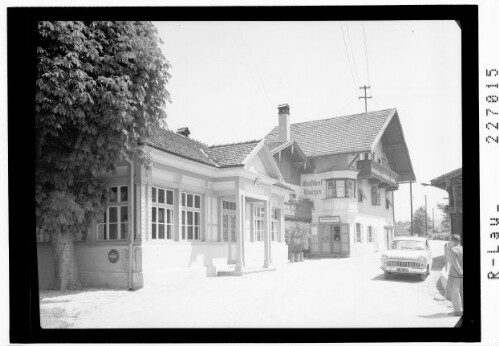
xmin=278 ymin=103 xmax=290 ymax=142
xmin=176 ymin=127 xmax=191 ymax=137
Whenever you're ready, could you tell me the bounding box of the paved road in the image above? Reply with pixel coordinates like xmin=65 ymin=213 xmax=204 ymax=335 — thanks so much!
xmin=42 ymin=240 xmax=460 ymax=328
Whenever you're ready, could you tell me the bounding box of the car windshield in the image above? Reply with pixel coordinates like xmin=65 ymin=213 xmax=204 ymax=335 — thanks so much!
xmin=391 ymin=240 xmax=425 ymax=250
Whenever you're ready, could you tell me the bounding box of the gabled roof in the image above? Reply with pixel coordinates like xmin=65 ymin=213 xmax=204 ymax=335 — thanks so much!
xmin=265 ymin=109 xmax=396 ymax=157
xmin=430 ymin=168 xmax=462 ymax=189
xmin=265 ymin=108 xmax=416 ymax=181
xmin=204 ymin=140 xmax=260 ymax=167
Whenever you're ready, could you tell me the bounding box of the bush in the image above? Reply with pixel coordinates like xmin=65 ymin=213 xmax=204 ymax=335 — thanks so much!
xmin=285 ymin=221 xmax=311 ymax=253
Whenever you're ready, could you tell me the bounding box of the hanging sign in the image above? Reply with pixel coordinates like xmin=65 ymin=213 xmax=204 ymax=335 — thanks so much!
xmin=319 ymin=216 xmax=340 ymax=223
xmin=108 ymin=249 xmax=120 ymax=263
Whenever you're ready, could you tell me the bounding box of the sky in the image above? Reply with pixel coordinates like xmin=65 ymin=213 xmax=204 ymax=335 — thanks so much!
xmin=154 ymin=20 xmax=462 ymax=225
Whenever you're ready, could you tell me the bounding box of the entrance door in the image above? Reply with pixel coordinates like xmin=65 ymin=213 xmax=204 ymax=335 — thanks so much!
xmin=320 ymin=226 xmax=332 ymax=254
xmin=332 ymin=225 xmax=341 ymax=254
xmin=331 ymin=224 xmax=350 ymax=255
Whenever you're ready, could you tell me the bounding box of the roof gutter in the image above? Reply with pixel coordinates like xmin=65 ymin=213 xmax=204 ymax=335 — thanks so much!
xmin=128 ymin=161 xmax=135 ymax=291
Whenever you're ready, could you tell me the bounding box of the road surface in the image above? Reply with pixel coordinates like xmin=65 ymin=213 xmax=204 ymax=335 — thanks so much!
xmin=40 ymin=240 xmax=460 ymax=328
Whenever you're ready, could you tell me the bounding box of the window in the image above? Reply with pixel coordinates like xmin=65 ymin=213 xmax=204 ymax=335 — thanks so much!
xmin=326 ymin=179 xmax=356 ymax=198
xmin=151 ymin=187 xmax=174 ymax=240
xmin=355 ymin=223 xmax=363 ymax=243
xmin=181 ymin=192 xmax=201 ymax=240
xmin=271 ymin=208 xmax=279 ymax=241
xmin=97 ymin=186 xmax=129 ymax=241
xmin=254 ymin=206 xmax=265 ymax=241
xmin=222 ymin=200 xmax=237 ymax=242
xmin=367 ymin=226 xmax=374 ymax=243
xmin=371 ymin=185 xmax=381 ymax=206
xmin=358 ymin=187 xmax=364 ymax=202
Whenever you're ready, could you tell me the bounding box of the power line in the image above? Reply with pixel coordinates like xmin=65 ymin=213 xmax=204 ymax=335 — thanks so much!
xmin=339 ymin=22 xmax=361 ymax=101
xmin=361 ymin=22 xmax=371 ymax=86
xmin=345 ymin=22 xmax=361 ymax=89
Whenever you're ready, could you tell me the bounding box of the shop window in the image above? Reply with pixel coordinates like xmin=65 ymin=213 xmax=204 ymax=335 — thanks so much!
xmin=181 ymin=192 xmax=201 ymax=240
xmin=326 ymin=179 xmax=356 ymax=198
xmin=371 ymin=185 xmax=381 ymax=206
xmin=254 ymin=206 xmax=265 ymax=241
xmin=367 ymin=226 xmax=374 ymax=243
xmin=355 ymin=223 xmax=363 ymax=243
xmin=222 ymin=200 xmax=237 ymax=242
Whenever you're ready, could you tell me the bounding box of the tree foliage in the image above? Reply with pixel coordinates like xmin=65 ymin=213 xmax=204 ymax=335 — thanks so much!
xmin=36 ymin=21 xmax=171 ymax=233
xmin=412 ymin=206 xmax=432 ymax=237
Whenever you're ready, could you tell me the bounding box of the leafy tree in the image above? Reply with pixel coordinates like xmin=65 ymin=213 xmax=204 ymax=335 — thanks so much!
xmin=412 ymin=206 xmax=432 ymax=237
xmin=36 ymin=21 xmax=171 ymax=290
xmin=436 ymin=202 xmax=451 ymax=233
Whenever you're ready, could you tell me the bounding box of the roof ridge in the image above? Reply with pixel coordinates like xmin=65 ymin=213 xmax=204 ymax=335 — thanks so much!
xmin=207 ymin=139 xmax=261 ymax=148
xmin=288 ymin=108 xmax=396 ymax=127
xmin=153 ymin=125 xmax=210 ymax=147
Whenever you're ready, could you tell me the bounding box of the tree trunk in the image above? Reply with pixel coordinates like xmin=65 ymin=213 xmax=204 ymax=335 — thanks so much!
xmin=51 ymin=227 xmax=82 ymax=291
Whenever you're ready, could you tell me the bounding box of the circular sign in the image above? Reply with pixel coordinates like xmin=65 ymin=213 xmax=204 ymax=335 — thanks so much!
xmin=108 ymin=249 xmax=120 ymax=263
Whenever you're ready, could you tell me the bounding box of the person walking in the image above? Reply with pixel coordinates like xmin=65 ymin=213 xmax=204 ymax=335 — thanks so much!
xmin=447 ymin=234 xmax=463 ymax=316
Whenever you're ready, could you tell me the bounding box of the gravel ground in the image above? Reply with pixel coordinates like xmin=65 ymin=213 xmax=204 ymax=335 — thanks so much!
xmin=40 ymin=240 xmax=459 ymax=329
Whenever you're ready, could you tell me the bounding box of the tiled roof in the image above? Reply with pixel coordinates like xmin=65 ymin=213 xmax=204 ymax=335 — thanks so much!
xmin=265 ymin=109 xmax=396 ymax=158
xmin=145 ymin=126 xmax=261 ymax=168
xmin=145 ymin=126 xmax=217 ymax=167
xmin=204 ymin=140 xmax=261 ymax=167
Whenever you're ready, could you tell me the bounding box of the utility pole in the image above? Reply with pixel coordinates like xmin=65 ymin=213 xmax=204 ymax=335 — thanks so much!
xmin=359 ymin=85 xmax=372 ymax=113
xmin=425 ymin=195 xmax=428 ymax=237
xmin=410 ymin=181 xmax=414 ymax=235
xmin=432 ymin=207 xmax=435 ymax=233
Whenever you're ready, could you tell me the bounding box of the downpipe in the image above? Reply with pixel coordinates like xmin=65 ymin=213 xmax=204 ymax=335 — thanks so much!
xmin=128 ymin=161 xmax=135 ymax=291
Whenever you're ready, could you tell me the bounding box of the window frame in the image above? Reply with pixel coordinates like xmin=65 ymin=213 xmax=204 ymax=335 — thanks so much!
xmin=254 ymin=205 xmax=265 ymax=242
xmin=355 ymin=223 xmax=363 ymax=243
xmin=271 ymin=208 xmax=279 ymax=241
xmin=151 ymin=187 xmax=175 ymax=240
xmin=181 ymin=192 xmax=202 ymax=241
xmin=326 ymin=179 xmax=357 ymax=199
xmin=222 ymin=199 xmax=237 ymax=242
xmin=367 ymin=226 xmax=374 ymax=243
xmin=97 ymin=185 xmax=129 ymax=241
xmin=371 ymin=185 xmax=381 ymax=206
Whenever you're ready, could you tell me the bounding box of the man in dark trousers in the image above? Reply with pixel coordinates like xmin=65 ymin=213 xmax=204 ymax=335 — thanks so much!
xmin=447 ymin=234 xmax=463 ymax=316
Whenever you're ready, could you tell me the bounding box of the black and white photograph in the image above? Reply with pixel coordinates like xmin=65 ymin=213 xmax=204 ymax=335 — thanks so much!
xmin=4 ymin=2 xmax=496 ymax=344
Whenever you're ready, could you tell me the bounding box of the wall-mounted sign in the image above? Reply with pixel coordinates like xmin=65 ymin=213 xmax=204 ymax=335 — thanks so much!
xmin=108 ymin=249 xmax=120 ymax=263
xmin=302 ymin=179 xmax=323 ymax=198
xmin=319 ymin=216 xmax=340 ymax=223
xmin=311 ymin=225 xmax=318 ymax=235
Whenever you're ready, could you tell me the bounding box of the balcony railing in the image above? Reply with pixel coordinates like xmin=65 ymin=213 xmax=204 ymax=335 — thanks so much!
xmin=284 ymin=198 xmax=313 ymax=222
xmin=356 ymin=159 xmax=399 ymax=190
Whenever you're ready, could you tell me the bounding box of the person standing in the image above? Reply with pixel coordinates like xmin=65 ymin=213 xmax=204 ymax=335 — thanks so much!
xmin=447 ymin=234 xmax=463 ymax=316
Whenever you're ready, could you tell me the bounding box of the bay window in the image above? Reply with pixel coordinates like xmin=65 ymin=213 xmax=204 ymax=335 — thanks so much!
xmin=326 ymin=179 xmax=356 ymax=198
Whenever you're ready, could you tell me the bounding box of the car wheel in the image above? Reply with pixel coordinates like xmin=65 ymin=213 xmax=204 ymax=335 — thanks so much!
xmin=384 ymin=271 xmax=391 ymax=279
xmin=419 ymin=273 xmax=427 ymax=281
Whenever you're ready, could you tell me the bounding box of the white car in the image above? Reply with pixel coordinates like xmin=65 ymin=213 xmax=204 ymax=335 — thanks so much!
xmin=380 ymin=236 xmax=433 ymax=281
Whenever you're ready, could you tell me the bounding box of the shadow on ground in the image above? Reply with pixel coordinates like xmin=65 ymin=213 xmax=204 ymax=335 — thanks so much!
xmin=418 ymin=312 xmax=454 ymax=319
xmin=371 ymin=272 xmax=423 ymax=283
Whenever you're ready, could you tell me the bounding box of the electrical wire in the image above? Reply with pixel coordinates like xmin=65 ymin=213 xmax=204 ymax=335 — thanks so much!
xmin=362 ymin=22 xmax=371 ymax=87
xmin=345 ymin=22 xmax=361 ymax=90
xmin=339 ymin=22 xmax=361 ymax=101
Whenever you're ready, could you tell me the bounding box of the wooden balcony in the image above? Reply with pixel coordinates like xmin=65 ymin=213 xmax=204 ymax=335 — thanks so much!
xmin=284 ymin=198 xmax=313 ymax=222
xmin=356 ymin=159 xmax=399 ymax=190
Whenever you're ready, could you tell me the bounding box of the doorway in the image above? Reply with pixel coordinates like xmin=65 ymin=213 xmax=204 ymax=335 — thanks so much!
xmin=319 ymin=224 xmax=350 ymax=256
